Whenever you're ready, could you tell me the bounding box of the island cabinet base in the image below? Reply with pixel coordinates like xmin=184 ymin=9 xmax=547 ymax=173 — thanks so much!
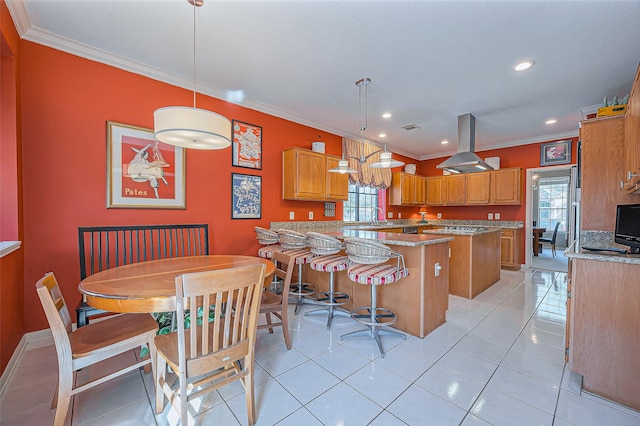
xmin=570 ymin=258 xmax=640 ymax=412
xmin=305 ymin=241 xmax=450 ymax=338
xmin=448 ymin=231 xmax=501 ymax=299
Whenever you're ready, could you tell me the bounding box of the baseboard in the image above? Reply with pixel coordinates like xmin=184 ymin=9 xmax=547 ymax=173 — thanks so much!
xmin=0 ymin=329 xmax=53 ymax=398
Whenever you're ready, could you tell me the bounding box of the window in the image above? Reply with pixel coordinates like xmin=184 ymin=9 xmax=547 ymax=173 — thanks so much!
xmin=537 ymin=177 xmax=569 ymax=232
xmin=343 ymin=184 xmax=379 ymax=222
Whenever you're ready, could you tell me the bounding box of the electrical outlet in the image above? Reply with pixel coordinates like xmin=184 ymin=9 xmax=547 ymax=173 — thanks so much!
xmin=437 ymin=213 xmax=442 ymax=219
xmin=434 ymin=262 xmax=441 ymax=277
xmin=289 ymin=211 xmax=295 ymax=220
xmin=488 ymin=213 xmax=494 ymax=220
xmin=495 ymin=213 xmax=501 ymax=220
xmin=388 ymin=212 xmax=393 ymax=219
xmin=308 ymin=211 xmax=313 ymax=220
xmin=398 ymin=213 xmax=402 ymax=219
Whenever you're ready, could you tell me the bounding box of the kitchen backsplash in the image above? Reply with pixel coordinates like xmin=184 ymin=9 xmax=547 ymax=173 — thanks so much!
xmin=270 ymin=219 xmax=524 ymax=231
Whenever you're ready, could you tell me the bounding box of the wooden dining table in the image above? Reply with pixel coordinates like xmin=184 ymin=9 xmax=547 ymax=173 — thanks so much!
xmin=78 ymin=255 xmax=275 ymax=313
xmin=532 ymin=227 xmax=547 ymax=256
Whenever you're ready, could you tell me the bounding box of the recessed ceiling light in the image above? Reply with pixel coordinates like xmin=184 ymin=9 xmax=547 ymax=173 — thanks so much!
xmin=382 ymin=113 xmax=392 ymax=119
xmin=514 ymin=60 xmax=535 ymax=72
xmin=545 ymin=119 xmax=557 ymax=125
xmin=441 ymin=140 xmax=448 ymax=145
xmin=379 ymin=133 xmax=386 ymax=138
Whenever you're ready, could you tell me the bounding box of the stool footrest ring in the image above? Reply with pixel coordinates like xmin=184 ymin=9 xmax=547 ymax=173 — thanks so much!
xmin=350 ymin=306 xmax=398 ymax=327
xmin=313 ymin=291 xmax=350 ymax=306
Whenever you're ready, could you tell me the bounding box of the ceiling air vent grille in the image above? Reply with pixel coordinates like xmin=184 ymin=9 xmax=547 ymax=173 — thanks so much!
xmin=401 ymin=123 xmax=421 ymax=131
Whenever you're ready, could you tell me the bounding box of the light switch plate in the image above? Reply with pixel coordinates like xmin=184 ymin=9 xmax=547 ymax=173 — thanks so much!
xmin=437 ymin=213 xmax=442 ymax=218
xmin=289 ymin=211 xmax=295 ymax=220
xmin=398 ymin=213 xmax=402 ymax=219
xmin=495 ymin=213 xmax=501 ymax=220
xmin=308 ymin=211 xmax=313 ymax=220
xmin=488 ymin=213 xmax=494 ymax=220
xmin=388 ymin=212 xmax=393 ymax=219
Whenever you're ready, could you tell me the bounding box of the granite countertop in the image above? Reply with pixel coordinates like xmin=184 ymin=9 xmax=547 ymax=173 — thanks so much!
xmin=422 ymin=228 xmax=502 ymax=236
xmin=324 ymin=230 xmax=453 ymax=247
xmin=270 ymin=219 xmax=524 ymax=232
xmin=563 ymin=231 xmax=640 ymax=265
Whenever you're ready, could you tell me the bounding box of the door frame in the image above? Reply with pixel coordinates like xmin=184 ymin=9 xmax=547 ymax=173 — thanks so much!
xmin=525 ymin=164 xmax=575 ymax=269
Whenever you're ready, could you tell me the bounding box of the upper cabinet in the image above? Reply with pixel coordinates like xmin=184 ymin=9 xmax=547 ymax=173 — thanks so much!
xmin=282 ymin=147 xmax=348 ymax=201
xmin=425 ymin=168 xmax=522 ymax=206
xmin=490 ymin=168 xmax=522 ymax=204
xmin=389 ymin=172 xmax=427 ymax=206
xmin=622 ymin=64 xmax=640 ymax=194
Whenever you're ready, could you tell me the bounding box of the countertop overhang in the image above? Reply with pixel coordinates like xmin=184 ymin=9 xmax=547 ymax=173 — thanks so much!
xmin=324 ymin=230 xmax=453 ymax=247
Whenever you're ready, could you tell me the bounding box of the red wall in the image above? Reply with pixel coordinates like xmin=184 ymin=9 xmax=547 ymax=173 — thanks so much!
xmin=1 ymin=0 xmax=25 ymax=374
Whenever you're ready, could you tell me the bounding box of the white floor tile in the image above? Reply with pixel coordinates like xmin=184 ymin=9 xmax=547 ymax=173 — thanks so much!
xmin=275 ymin=360 xmax=339 ymax=405
xmin=312 ymin=345 xmax=369 ymax=379
xmin=275 ymin=407 xmax=323 ymax=425
xmin=372 ymin=346 xmax=433 ymax=381
xmin=368 ymin=410 xmax=409 ymax=425
xmin=306 ymin=382 xmax=383 ymax=426
xmin=435 ymin=349 xmax=498 ymax=383
xmin=470 ymin=387 xmax=553 ymax=425
xmin=486 ymin=366 xmax=559 ymax=414
xmin=228 ymin=379 xmax=301 ymax=426
xmin=254 ymin=345 xmax=308 ymax=377
xmin=395 ymin=335 xmax=450 ymax=362
xmin=344 ymin=363 xmax=412 ymax=407
xmin=555 ymin=389 xmax=640 ymax=426
xmin=415 ymin=364 xmax=485 ymax=411
xmin=387 ymin=384 xmax=467 ymax=425
xmin=500 ymin=349 xmax=565 ymax=387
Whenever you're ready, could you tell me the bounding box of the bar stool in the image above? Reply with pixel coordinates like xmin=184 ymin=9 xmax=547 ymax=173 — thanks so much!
xmin=277 ymin=229 xmax=316 ymax=314
xmin=341 ymin=237 xmax=408 ymax=358
xmin=255 ymin=227 xmax=284 ymax=292
xmin=305 ymin=232 xmax=350 ymax=329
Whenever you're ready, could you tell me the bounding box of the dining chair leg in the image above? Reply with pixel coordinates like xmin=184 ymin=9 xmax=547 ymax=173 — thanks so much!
xmin=155 ymin=355 xmax=166 ymax=414
xmin=53 ymin=373 xmax=72 ymax=426
xmin=245 ymin=368 xmax=256 ymax=426
xmin=265 ymin=312 xmax=274 ymax=333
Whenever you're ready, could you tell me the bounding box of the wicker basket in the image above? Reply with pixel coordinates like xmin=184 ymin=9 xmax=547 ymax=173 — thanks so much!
xmin=277 ymin=229 xmax=308 ymax=250
xmin=255 ymin=227 xmax=279 ymax=245
xmin=345 ymin=238 xmax=393 ymax=265
xmin=306 ymin=232 xmax=344 ymax=255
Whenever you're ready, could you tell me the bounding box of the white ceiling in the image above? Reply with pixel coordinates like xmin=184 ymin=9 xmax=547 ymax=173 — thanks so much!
xmin=7 ymin=0 xmax=640 ymax=160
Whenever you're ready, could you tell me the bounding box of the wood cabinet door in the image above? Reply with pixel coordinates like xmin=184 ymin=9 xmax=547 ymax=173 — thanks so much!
xmin=283 ymin=148 xmax=325 ymax=200
xmin=444 ymin=175 xmax=466 ymax=205
xmin=414 ymin=176 xmax=427 ymax=205
xmin=623 ymin=65 xmax=640 ymax=192
xmin=466 ymin=172 xmax=490 ymax=204
xmin=500 ymin=230 xmax=514 ymax=266
xmin=491 ymin=168 xmax=522 ymax=205
xmin=401 ymin=174 xmax=416 ymax=204
xmin=325 ymin=155 xmax=349 ymax=201
xmin=426 ymin=176 xmax=444 ymax=205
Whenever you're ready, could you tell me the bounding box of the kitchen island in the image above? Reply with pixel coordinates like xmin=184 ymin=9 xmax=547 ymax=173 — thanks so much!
xmin=274 ymin=225 xmax=452 ymax=338
xmin=422 ymin=227 xmax=501 ymax=298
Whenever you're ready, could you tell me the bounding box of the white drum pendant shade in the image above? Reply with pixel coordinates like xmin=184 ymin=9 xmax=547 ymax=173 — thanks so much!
xmin=154 ymin=106 xmax=232 ymax=150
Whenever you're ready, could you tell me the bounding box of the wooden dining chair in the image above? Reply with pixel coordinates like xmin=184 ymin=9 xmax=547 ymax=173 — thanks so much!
xmin=154 ymin=264 xmax=266 ymax=425
xmin=259 ymin=250 xmax=294 ymax=349
xmin=36 ymin=272 xmax=158 ymax=426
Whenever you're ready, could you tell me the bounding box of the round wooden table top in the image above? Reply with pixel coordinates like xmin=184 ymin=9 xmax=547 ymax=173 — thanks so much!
xmin=78 ymin=255 xmax=275 ymax=313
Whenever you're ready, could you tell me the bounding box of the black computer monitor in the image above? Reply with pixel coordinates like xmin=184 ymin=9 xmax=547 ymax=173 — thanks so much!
xmin=614 ymin=204 xmax=640 ymax=254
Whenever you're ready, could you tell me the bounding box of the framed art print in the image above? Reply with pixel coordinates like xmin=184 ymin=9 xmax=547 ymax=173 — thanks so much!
xmin=231 ymin=173 xmax=261 ymax=219
xmin=107 ymin=121 xmax=185 ymax=209
xmin=232 ymin=120 xmax=262 ymax=169
xmin=540 ymin=140 xmax=571 ymax=166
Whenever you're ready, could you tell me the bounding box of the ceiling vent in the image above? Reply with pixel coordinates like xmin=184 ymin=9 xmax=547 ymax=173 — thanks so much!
xmin=401 ymin=123 xmax=421 ymax=131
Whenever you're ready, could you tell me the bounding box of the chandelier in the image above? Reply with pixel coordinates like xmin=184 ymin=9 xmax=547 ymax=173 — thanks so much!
xmin=329 ymin=78 xmax=404 ymax=173
xmin=153 ymin=0 xmax=232 ymax=150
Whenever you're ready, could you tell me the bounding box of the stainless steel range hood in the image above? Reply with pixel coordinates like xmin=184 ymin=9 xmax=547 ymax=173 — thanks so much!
xmin=436 ymin=113 xmax=494 ymax=174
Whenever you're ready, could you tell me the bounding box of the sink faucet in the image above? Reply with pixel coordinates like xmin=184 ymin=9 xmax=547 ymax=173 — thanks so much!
xmin=371 ymin=207 xmax=387 ymax=225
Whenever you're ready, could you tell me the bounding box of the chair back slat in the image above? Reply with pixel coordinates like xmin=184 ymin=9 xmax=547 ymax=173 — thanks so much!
xmin=36 ymin=273 xmax=73 ymax=358
xmin=176 ymin=264 xmax=265 ymax=378
xmin=79 ymin=224 xmax=209 ymax=280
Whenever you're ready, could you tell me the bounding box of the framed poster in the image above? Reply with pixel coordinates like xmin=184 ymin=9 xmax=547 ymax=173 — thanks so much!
xmin=540 ymin=140 xmax=571 ymax=166
xmin=231 ymin=173 xmax=261 ymax=219
xmin=232 ymin=120 xmax=262 ymax=169
xmin=107 ymin=121 xmax=185 ymax=209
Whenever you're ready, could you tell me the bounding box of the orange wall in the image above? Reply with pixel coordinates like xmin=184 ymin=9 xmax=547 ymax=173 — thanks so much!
xmin=1 ymin=0 xmax=25 ymax=375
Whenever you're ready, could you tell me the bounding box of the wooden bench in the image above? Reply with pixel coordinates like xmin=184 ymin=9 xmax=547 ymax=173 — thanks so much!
xmin=76 ymin=224 xmax=209 ymax=327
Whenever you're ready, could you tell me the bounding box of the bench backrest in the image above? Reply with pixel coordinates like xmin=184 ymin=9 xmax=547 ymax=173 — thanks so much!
xmin=78 ymin=224 xmax=209 ymax=280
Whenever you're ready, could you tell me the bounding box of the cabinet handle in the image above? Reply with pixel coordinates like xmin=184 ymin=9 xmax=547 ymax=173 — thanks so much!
xmin=627 ymin=171 xmax=640 ymax=181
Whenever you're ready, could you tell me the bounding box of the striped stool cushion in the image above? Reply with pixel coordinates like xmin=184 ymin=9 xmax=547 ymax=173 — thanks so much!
xmin=310 ymin=254 xmax=348 ymax=273
xmin=284 ymin=248 xmax=315 ymax=264
xmin=258 ymin=244 xmax=283 ymax=259
xmin=347 ymin=263 xmax=409 ymax=286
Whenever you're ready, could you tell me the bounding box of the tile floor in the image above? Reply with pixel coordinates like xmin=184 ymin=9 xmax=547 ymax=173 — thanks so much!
xmin=2 ymin=268 xmax=640 ymax=425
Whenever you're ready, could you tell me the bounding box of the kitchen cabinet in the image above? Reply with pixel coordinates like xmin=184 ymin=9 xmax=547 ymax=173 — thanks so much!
xmin=499 ymin=228 xmax=521 ymax=270
xmin=444 ymin=174 xmax=466 ymax=205
xmin=426 ymin=176 xmax=444 ymax=206
xmin=568 ymin=258 xmax=640 ymax=411
xmin=580 ymin=116 xmax=633 ymax=231
xmin=425 ymin=168 xmax=522 ymax=206
xmin=282 ymin=147 xmax=348 ymax=201
xmin=466 ymin=173 xmax=491 ymax=204
xmin=389 ymin=172 xmax=426 ymax=206
xmin=622 ymin=64 xmax=640 ymax=194
xmin=490 ymin=168 xmax=522 ymax=205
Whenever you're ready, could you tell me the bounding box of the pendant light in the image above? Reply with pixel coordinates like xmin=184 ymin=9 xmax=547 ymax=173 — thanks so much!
xmin=153 ymin=0 xmax=231 ymax=150
xmin=329 ymin=77 xmax=403 ymax=172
